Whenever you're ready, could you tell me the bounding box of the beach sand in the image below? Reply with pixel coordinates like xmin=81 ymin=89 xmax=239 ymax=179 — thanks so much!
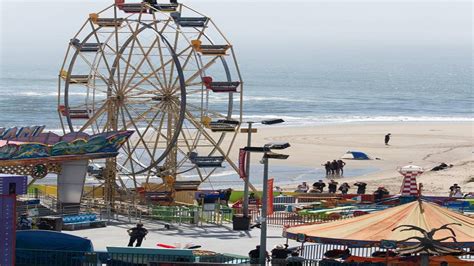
xmin=230 ymin=122 xmax=473 ymax=196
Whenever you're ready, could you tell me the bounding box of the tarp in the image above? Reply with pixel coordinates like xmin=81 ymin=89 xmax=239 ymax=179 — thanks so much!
xmin=16 ymin=230 xmax=93 ymax=251
xmin=341 ymin=151 xmax=370 ymax=160
xmin=286 ymin=200 xmax=474 ymax=247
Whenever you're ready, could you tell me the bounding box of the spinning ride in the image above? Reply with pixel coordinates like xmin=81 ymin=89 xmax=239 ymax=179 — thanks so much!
xmin=58 ymin=0 xmax=243 ymax=201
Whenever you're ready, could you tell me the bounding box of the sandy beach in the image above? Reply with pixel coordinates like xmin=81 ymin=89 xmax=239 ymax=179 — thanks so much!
xmin=231 ymin=122 xmax=473 ymax=196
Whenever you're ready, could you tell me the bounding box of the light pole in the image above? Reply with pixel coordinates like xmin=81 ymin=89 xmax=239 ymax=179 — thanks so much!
xmin=244 ymin=143 xmax=290 ymax=266
xmin=241 ymin=119 xmax=284 ymax=219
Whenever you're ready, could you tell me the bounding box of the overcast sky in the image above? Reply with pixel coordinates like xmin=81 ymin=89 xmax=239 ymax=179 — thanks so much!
xmin=0 ymin=0 xmax=471 ymax=72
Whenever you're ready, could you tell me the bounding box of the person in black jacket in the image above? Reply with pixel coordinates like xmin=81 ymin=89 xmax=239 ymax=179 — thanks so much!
xmin=354 ymin=182 xmax=367 ymax=194
xmin=312 ymin=180 xmax=326 ymax=193
xmin=127 ymin=223 xmax=148 ymax=247
xmin=385 ymin=133 xmax=391 ymax=145
xmin=328 ymin=180 xmax=338 ymax=193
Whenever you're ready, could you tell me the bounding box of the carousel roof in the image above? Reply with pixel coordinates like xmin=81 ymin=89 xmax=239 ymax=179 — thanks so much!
xmin=285 ymin=200 xmax=474 ymax=248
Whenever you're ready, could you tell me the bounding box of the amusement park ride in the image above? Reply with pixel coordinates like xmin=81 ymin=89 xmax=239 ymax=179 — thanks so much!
xmin=57 ymin=0 xmax=244 ymax=205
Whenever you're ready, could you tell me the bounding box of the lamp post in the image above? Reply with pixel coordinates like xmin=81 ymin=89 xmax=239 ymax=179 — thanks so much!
xmin=244 ymin=143 xmax=290 ymax=266
xmin=241 ymin=119 xmax=284 ymax=218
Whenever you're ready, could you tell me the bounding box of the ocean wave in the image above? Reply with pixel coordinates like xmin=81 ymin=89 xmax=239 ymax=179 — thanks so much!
xmin=238 ymin=115 xmax=474 ymax=126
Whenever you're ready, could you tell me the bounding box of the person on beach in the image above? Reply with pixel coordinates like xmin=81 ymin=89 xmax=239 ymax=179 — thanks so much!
xmin=323 ymin=161 xmax=332 ymax=176
xmin=385 ymin=133 xmax=391 ymax=145
xmin=354 ymin=182 xmax=367 ymax=194
xmin=249 ymin=245 xmax=269 ymax=265
xmin=449 ymin=184 xmax=461 ymax=197
xmin=296 ymin=182 xmax=309 ymax=193
xmin=337 ymin=160 xmax=346 ymax=175
xmin=271 ymin=244 xmax=292 ymax=265
xmin=328 ymin=180 xmax=338 ymax=193
xmin=338 ymin=183 xmax=350 ymax=195
xmin=374 ymin=186 xmax=389 ymax=202
xmin=331 ymin=160 xmax=340 ymax=175
xmin=312 ymin=180 xmax=326 ymax=193
xmin=127 ymin=223 xmax=148 ymax=247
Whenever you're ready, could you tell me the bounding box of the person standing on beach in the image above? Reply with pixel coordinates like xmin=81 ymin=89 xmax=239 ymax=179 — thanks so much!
xmin=338 ymin=183 xmax=350 ymax=195
xmin=354 ymin=182 xmax=367 ymax=194
xmin=328 ymin=180 xmax=338 ymax=193
xmin=323 ymin=161 xmax=332 ymax=176
xmin=312 ymin=180 xmax=326 ymax=193
xmin=127 ymin=223 xmax=148 ymax=247
xmin=331 ymin=160 xmax=340 ymax=175
xmin=385 ymin=133 xmax=391 ymax=145
xmin=337 ymin=160 xmax=346 ymax=175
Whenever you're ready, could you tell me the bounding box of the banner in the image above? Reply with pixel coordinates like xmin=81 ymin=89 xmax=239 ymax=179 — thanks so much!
xmin=267 ymin=178 xmax=274 ymax=215
xmin=238 ymin=149 xmax=247 ymax=179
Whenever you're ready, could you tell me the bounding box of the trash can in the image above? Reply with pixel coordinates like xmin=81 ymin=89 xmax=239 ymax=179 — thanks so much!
xmin=232 ymin=214 xmax=251 ymax=230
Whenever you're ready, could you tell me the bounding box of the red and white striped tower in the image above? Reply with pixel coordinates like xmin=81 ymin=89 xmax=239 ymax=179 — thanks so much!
xmin=398 ymin=165 xmax=424 ymax=196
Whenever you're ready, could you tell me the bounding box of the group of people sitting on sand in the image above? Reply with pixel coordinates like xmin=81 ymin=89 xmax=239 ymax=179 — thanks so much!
xmin=295 ymin=180 xmax=390 ymax=199
xmin=322 ymin=160 xmax=346 ymax=176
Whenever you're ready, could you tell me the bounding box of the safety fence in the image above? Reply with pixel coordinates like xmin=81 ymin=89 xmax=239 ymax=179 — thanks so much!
xmin=15 ymin=249 xmax=250 ymax=266
xmin=147 ymin=205 xmax=234 ymax=225
xmin=235 ymin=208 xmax=351 ymax=227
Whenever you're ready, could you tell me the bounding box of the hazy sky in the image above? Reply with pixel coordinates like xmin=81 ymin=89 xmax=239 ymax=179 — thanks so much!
xmin=0 ymin=0 xmax=472 ymax=73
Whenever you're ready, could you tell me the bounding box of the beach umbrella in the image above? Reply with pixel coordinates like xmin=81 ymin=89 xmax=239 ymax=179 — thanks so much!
xmin=285 ymin=200 xmax=474 ymax=248
xmin=341 ymin=151 xmax=371 ymax=160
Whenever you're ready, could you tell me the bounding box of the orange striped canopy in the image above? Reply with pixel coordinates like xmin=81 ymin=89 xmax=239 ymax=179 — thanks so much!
xmin=285 ymin=201 xmax=474 ymax=247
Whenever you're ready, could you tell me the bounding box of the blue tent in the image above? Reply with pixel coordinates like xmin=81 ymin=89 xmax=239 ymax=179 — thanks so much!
xmin=341 ymin=151 xmax=371 ymax=160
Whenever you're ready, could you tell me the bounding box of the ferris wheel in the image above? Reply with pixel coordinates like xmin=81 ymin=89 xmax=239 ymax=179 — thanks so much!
xmin=57 ymin=0 xmax=243 ymax=194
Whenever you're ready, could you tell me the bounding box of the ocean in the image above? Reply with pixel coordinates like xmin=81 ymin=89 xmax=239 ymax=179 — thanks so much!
xmin=0 ymin=56 xmax=471 ymax=130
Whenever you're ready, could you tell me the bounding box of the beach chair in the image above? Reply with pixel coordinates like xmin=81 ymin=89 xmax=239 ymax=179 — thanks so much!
xmin=202 ymin=76 xmax=240 ymax=93
xmin=89 ymin=13 xmax=124 ymax=27
xmin=170 ymin=12 xmax=208 ymax=27
xmin=191 ymin=40 xmax=230 ymax=56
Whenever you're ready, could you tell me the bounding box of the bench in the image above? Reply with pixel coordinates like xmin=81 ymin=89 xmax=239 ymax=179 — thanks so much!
xmin=62 ymin=213 xmax=107 ymax=231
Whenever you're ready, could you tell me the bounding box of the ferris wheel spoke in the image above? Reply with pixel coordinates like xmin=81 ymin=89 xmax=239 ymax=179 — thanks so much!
xmin=120 ymin=36 xmax=161 ymax=92
xmin=170 ymin=56 xmax=219 ymax=95
xmin=79 ymin=100 xmax=109 ymax=132
xmin=88 ymin=21 xmax=119 ymax=93
xmin=118 ymin=106 xmax=140 ymax=188
xmin=119 ymin=14 xmax=146 ymax=91
xmin=75 ymin=53 xmax=112 ymax=88
xmin=124 ymin=23 xmax=167 ymax=92
xmin=103 ymin=42 xmax=164 ymax=94
xmin=119 ymin=102 xmax=164 ymax=169
xmin=122 ymin=104 xmax=163 ymax=165
xmin=185 ymin=101 xmax=228 ymax=119
xmin=122 ymin=46 xmax=192 ymax=96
